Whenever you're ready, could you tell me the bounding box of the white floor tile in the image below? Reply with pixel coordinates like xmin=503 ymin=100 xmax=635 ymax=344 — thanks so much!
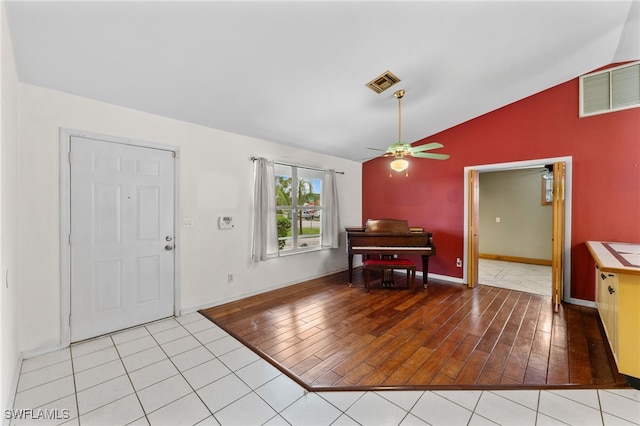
xmin=74 ymin=359 xmax=126 ymax=392
xmin=235 ymin=359 xmax=281 ymax=389
xmin=71 ymin=346 xmax=120 ymax=373
xmin=193 ymin=326 xmax=229 ymax=345
xmin=345 ymin=392 xmax=408 ymax=426
xmin=204 ymin=335 xmax=243 ymax=357
xmin=115 ymin=334 xmax=158 ymax=357
xmin=146 ymin=392 xmax=211 ymax=426
xmin=21 ymin=349 xmax=71 ymax=374
xmin=474 ymin=390 xmax=537 ymax=425
xmin=151 ymin=324 xmax=189 ymax=344
xmin=145 ymin=318 xmax=181 ymax=335
xmin=214 ymin=392 xmax=277 ymax=426
xmin=548 ymin=389 xmax=600 ymax=410
xmin=599 ymin=389 xmax=640 ymax=424
xmin=111 ymin=325 xmax=151 ymax=345
xmin=538 ymin=390 xmax=603 ymax=425
xmin=197 ymin=373 xmax=252 ymax=414
xmin=13 ymin=376 xmax=76 ymax=411
xmin=410 ymin=391 xmax=473 ymax=426
xmin=263 ymin=414 xmax=293 ymax=426
xmin=70 ymin=336 xmax=114 ymax=358
xmin=170 ymin=346 xmax=215 ymax=372
xmin=175 ymin=312 xmax=205 ymax=325
xmin=17 ymin=360 xmax=73 ymax=392
xmin=217 ymin=346 xmax=260 ymax=372
xmin=399 ymin=413 xmax=430 ymax=425
xmin=255 ymin=375 xmax=307 ymax=412
xmin=128 ymin=358 xmax=179 ymax=391
xmin=136 ymin=374 xmax=193 ymax=414
xmin=468 ymin=413 xmax=500 ymax=425
xmin=76 ymin=375 xmax=135 ymax=415
xmin=121 ymin=346 xmax=168 ymax=372
xmin=319 ymin=391 xmax=365 ymax=412
xmin=375 ymin=390 xmax=424 ymax=412
xmin=433 ymin=390 xmax=482 ymax=411
xmin=160 ymin=335 xmax=201 ymax=357
xmin=489 ymin=390 xmax=540 ymax=411
xmin=279 ymin=392 xmax=342 ymax=426
xmin=79 ymin=394 xmax=145 ymax=426
xmin=182 ymin=358 xmax=233 ymax=391
xmin=182 ymin=318 xmax=217 ymax=334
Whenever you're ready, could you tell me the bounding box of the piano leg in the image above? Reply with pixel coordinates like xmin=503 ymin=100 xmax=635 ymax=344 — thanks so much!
xmin=421 ymin=255 xmax=430 ymax=288
xmin=348 ymin=254 xmax=354 ymax=287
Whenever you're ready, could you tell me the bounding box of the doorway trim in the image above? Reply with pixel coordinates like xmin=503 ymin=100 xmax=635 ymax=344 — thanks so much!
xmin=463 ymin=156 xmax=573 ymax=302
xmin=59 ymin=128 xmax=181 ymax=347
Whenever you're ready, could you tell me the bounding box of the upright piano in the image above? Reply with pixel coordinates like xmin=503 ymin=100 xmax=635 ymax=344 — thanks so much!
xmin=346 ymin=219 xmax=436 ymax=286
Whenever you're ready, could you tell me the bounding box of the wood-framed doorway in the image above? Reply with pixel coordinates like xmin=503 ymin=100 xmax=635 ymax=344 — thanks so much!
xmin=463 ymin=157 xmax=572 ymax=306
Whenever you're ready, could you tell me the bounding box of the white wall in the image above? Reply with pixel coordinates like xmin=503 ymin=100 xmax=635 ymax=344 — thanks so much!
xmin=1 ymin=1 xmax=21 ymax=410
xmin=17 ymin=83 xmax=362 ymax=354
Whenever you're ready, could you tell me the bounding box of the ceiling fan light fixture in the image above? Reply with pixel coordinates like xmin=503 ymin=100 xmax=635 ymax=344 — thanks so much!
xmin=390 ymin=158 xmax=409 ymax=172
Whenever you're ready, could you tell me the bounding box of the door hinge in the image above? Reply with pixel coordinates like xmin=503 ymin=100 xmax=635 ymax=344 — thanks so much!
xmin=69 ymin=234 xmax=72 ymax=246
xmin=68 ymin=151 xmax=72 ymax=164
xmin=68 ymin=315 xmax=71 ymax=326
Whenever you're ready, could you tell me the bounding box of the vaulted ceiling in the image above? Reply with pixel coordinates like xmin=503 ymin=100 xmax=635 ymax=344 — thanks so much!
xmin=5 ymin=1 xmax=639 ymax=162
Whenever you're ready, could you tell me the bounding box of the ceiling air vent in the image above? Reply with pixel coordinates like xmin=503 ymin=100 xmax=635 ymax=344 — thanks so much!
xmin=580 ymin=61 xmax=640 ymax=117
xmin=366 ymin=70 xmax=401 ymax=94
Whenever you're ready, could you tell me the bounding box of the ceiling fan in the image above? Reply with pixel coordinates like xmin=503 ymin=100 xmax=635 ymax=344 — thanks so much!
xmin=377 ymin=89 xmax=450 ymax=173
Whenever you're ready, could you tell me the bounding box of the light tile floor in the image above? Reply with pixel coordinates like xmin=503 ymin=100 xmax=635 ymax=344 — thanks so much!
xmin=479 ymin=259 xmax=552 ymax=296
xmin=9 ymin=312 xmax=640 ymax=426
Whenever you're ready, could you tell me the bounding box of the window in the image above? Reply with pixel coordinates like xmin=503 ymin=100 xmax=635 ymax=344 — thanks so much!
xmin=580 ymin=61 xmax=640 ymax=117
xmin=275 ymin=164 xmax=324 ymax=253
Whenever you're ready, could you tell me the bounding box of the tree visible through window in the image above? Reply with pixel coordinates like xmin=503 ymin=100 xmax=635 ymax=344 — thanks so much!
xmin=274 ymin=164 xmax=323 ymax=253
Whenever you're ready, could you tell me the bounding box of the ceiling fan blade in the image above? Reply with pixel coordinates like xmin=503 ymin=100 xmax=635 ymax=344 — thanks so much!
xmin=409 ymin=142 xmax=444 ymax=153
xmin=412 ymin=152 xmax=450 ymax=160
xmin=366 ymin=147 xmax=387 ymax=152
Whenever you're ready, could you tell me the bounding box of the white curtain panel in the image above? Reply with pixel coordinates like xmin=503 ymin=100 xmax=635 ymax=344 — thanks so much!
xmin=251 ymin=158 xmax=279 ymax=261
xmin=321 ymin=169 xmax=340 ymax=249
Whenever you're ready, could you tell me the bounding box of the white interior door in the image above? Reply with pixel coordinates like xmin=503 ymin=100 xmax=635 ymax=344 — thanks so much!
xmin=70 ymin=136 xmax=175 ymax=342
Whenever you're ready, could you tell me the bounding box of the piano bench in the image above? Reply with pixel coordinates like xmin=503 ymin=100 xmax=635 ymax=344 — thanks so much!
xmin=362 ymin=259 xmax=416 ymax=293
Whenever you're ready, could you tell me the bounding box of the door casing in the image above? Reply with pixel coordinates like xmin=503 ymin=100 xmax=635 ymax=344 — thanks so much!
xmin=463 ymin=156 xmax=573 ymax=302
xmin=59 ymin=128 xmax=181 ymax=347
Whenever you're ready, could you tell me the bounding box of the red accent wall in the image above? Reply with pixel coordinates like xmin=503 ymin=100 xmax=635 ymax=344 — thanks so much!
xmin=362 ymin=69 xmax=640 ymax=301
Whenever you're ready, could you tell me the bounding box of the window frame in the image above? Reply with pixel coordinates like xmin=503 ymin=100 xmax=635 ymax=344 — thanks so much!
xmin=275 ymin=163 xmax=324 ymax=256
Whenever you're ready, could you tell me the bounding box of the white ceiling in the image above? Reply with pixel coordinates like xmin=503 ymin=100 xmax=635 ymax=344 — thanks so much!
xmin=4 ymin=1 xmax=639 ymax=162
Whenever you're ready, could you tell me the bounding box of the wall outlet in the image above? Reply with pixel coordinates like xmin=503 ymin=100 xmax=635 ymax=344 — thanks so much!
xmin=456 ymin=258 xmax=462 ymax=267
xmin=227 ymin=274 xmax=234 ymax=283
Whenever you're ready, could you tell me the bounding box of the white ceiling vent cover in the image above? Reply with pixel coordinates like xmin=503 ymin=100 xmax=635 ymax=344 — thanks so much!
xmin=366 ymin=71 xmax=401 ymax=94
xmin=580 ymin=61 xmax=640 ymax=116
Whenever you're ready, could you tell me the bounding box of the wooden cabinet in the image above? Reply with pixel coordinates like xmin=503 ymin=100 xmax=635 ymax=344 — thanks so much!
xmin=595 ymin=267 xmax=619 ymax=362
xmin=588 ymin=242 xmax=640 ymax=382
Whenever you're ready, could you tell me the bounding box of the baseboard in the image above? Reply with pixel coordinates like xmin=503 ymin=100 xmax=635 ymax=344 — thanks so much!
xmin=183 ymin=267 xmax=351 ymax=315
xmin=479 ymin=253 xmax=552 ymax=266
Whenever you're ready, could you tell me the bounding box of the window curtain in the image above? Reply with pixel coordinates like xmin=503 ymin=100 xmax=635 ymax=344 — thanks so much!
xmin=251 ymin=158 xmax=279 ymax=261
xmin=321 ymin=169 xmax=340 ymax=249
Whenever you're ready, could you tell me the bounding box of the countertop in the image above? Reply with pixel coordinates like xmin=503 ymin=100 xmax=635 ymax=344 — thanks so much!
xmin=586 ymin=241 xmax=640 ymax=276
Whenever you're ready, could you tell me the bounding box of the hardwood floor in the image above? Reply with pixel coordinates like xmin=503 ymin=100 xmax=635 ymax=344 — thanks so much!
xmin=199 ymin=269 xmax=629 ymax=392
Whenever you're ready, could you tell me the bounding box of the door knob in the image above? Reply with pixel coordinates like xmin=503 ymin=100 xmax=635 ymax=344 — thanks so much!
xmin=166 ymin=236 xmax=173 ymax=241
xmin=165 ymin=245 xmax=173 ymax=251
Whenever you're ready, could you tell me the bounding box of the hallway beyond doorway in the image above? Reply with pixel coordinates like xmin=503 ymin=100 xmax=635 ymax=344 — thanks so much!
xmin=479 ymin=259 xmax=551 ymax=296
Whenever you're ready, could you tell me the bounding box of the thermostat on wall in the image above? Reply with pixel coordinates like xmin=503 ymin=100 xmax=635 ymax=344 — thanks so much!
xmin=219 ymin=216 xmax=235 ymax=230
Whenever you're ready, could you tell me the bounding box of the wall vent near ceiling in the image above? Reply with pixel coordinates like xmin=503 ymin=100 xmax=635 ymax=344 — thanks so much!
xmin=580 ymin=61 xmax=640 ymax=117
xmin=366 ymin=70 xmax=401 ymax=94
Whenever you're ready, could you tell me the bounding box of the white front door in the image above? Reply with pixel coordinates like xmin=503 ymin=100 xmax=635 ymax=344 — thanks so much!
xmin=70 ymin=136 xmax=175 ymax=342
